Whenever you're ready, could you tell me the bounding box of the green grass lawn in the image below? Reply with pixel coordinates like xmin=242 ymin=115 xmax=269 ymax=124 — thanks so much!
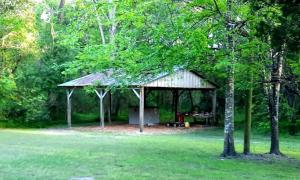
xmin=0 ymin=128 xmax=299 ymax=180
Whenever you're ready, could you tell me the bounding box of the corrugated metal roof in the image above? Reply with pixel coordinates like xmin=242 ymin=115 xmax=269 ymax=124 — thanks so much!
xmin=58 ymin=68 xmax=218 ymax=89
xmin=58 ymin=69 xmax=117 ymax=87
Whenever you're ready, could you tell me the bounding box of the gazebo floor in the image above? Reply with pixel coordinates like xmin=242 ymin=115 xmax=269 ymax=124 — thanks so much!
xmin=71 ymin=124 xmax=214 ymax=135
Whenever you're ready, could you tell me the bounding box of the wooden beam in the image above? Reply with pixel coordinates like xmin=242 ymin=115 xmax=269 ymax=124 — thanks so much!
xmin=139 ymin=87 xmax=144 ymax=132
xmin=68 ymin=88 xmax=74 ymax=99
xmin=132 ymin=88 xmax=140 ymax=99
xmin=95 ymin=89 xmax=108 ymax=99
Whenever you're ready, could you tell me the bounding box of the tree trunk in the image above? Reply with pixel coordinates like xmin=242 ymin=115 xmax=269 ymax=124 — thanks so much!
xmin=108 ymin=0 xmax=117 ymax=45
xmin=93 ymin=0 xmax=106 ymax=45
xmin=50 ymin=22 xmax=55 ymax=46
xmin=58 ymin=0 xmax=65 ymax=24
xmin=222 ymin=0 xmax=236 ymax=157
xmin=222 ymin=67 xmax=236 ymax=156
xmin=108 ymin=0 xmax=117 ymax=61
xmin=243 ymin=75 xmax=253 ymax=154
xmin=268 ymin=52 xmax=283 ymax=155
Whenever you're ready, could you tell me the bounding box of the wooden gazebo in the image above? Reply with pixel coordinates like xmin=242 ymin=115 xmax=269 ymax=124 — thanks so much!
xmin=58 ymin=68 xmax=218 ymax=132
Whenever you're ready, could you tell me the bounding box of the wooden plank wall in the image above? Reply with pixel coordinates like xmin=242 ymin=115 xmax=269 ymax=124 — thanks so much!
xmin=143 ymin=70 xmax=215 ymax=89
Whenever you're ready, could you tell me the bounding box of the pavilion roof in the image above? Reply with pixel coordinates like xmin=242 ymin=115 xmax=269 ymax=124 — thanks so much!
xmin=58 ymin=68 xmax=218 ymax=89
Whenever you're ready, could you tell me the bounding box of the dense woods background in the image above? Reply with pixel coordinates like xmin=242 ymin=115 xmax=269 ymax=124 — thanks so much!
xmin=0 ymin=0 xmax=299 ymax=154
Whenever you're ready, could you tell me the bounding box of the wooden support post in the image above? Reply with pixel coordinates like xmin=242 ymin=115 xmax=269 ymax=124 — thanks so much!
xmin=212 ymin=89 xmax=217 ymax=125
xmin=66 ymin=88 xmax=74 ymax=128
xmin=67 ymin=90 xmax=71 ymax=128
xmin=139 ymin=87 xmax=144 ymax=132
xmin=100 ymin=91 xmax=104 ymax=128
xmin=132 ymin=88 xmax=145 ymax=133
xmin=95 ymin=89 xmax=108 ymax=128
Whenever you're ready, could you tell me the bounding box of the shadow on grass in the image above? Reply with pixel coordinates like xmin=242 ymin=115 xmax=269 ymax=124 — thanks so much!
xmin=220 ymin=153 xmax=300 ymax=169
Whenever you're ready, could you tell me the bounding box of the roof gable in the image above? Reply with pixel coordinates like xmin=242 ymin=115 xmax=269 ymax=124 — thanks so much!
xmin=142 ymin=69 xmax=215 ymax=89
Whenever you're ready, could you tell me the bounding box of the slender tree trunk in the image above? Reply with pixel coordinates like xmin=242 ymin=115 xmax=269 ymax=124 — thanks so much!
xmin=108 ymin=0 xmax=117 ymax=62
xmin=268 ymin=52 xmax=283 ymax=155
xmin=93 ymin=0 xmax=106 ymax=45
xmin=222 ymin=0 xmax=236 ymax=157
xmin=243 ymin=72 xmax=253 ymax=154
xmin=108 ymin=0 xmax=117 ymax=45
xmin=58 ymin=0 xmax=65 ymax=24
xmin=223 ymin=66 xmax=236 ymax=156
xmin=50 ymin=22 xmax=55 ymax=46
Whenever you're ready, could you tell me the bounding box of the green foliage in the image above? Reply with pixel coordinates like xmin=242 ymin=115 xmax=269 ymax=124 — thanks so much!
xmin=0 ymin=0 xmax=75 ymax=124
xmin=0 ymin=77 xmax=16 ymax=120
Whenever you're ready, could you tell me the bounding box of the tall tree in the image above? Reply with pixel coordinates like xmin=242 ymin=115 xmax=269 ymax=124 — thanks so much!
xmin=222 ymin=0 xmax=237 ymax=157
xmin=243 ymin=68 xmax=253 ymax=154
xmin=266 ymin=48 xmax=283 ymax=155
xmin=251 ymin=0 xmax=300 ymax=155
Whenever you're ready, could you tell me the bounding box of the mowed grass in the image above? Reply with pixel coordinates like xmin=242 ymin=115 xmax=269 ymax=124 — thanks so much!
xmin=0 ymin=128 xmax=299 ymax=180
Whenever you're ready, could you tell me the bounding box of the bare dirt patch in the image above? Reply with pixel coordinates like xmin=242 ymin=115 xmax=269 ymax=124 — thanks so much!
xmin=72 ymin=124 xmax=213 ymax=135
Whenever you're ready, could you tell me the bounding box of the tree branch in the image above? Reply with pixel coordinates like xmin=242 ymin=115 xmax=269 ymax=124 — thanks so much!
xmin=213 ymin=0 xmax=223 ymax=17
